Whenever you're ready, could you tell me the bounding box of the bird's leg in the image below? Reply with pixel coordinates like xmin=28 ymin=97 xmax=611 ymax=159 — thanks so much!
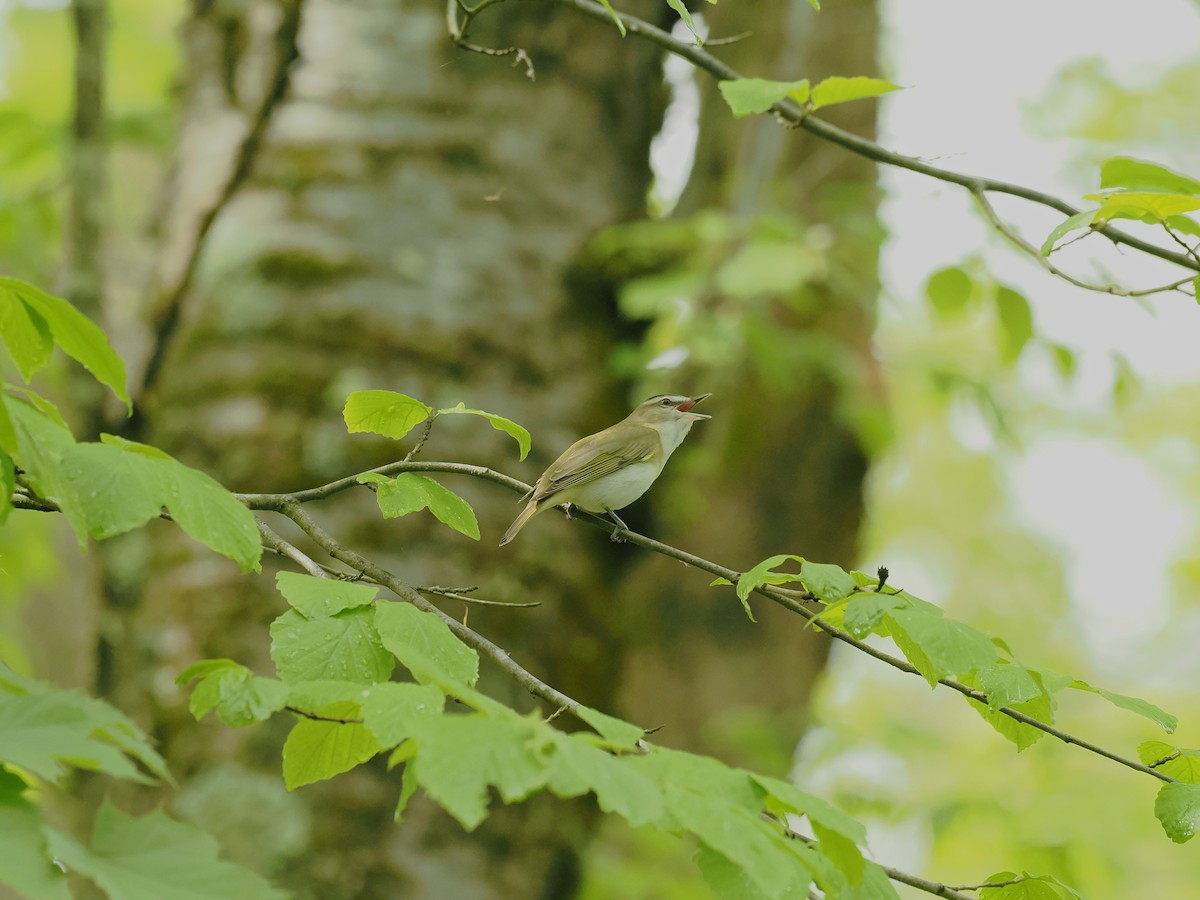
xmin=603 ymin=508 xmax=628 ymax=542
xmin=562 ymin=503 xmax=574 ymax=520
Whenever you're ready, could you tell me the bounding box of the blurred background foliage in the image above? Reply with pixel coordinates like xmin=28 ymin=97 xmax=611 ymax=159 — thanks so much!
xmin=1 ymin=0 xmax=1198 ymax=897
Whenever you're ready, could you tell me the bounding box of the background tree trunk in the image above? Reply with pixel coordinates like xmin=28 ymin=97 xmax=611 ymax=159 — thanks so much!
xmin=83 ymin=0 xmax=881 ymax=897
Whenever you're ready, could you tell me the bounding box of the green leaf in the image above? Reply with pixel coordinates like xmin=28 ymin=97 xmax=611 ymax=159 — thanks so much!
xmin=961 ymin=669 xmax=1056 ymax=752
xmin=0 ymin=278 xmax=130 ymax=407
xmin=1089 ymin=191 xmax=1200 ymax=222
xmin=0 ymin=767 xmax=71 ymax=900
xmin=544 ymin=731 xmax=664 ymax=827
xmin=0 ymin=280 xmax=53 ymax=380
xmin=0 ymin=662 xmax=168 ymax=785
xmin=925 ymin=266 xmax=975 ymax=318
xmin=1041 ymin=208 xmax=1099 ymax=255
xmin=59 ymin=438 xmax=263 ymax=571
xmin=1164 ymin=214 xmax=1200 ymax=240
xmin=840 ymin=592 xmax=908 ymax=639
xmin=284 ymin=679 xmax=373 ymax=715
xmin=1153 ymin=783 xmax=1200 ymax=844
xmin=436 ymin=403 xmax=532 ymax=460
xmin=270 ymin=607 xmax=395 ymax=685
xmin=360 ymin=681 xmax=451 ymax=748
xmin=883 ymin=608 xmax=997 ymax=687
xmin=410 ymin=716 xmax=549 ymax=830
xmin=995 ymin=287 xmax=1033 ymax=364
xmin=359 ymin=472 xmax=480 ymax=540
xmin=664 ymin=0 xmax=703 ymax=45
xmin=800 ymin=561 xmax=856 ymax=604
xmin=360 ymin=682 xmax=444 ymax=747
xmin=807 ymin=0 xmax=820 ymax=9
xmin=1067 ymin=680 xmax=1176 ymax=732
xmin=1100 ymin=157 xmax=1200 ymax=195
xmin=596 ymin=0 xmax=626 ymax=36
xmin=276 ymin=571 xmax=379 ymax=618
xmin=718 ymin=79 xmax=811 ymax=117
xmin=45 ymin=802 xmax=288 ymax=900
xmin=736 ymin=554 xmax=805 ymax=601
xmin=972 ymin=661 xmax=1044 ymax=710
xmin=283 ymin=702 xmax=382 ymax=789
xmin=810 ymin=76 xmax=903 ymax=111
xmin=374 ymin=601 xmax=480 ymax=690
xmin=1137 ymin=741 xmax=1200 ymax=784
xmin=979 ymin=871 xmax=1085 ymax=899
xmin=177 ymin=660 xmax=288 ymax=727
xmin=7 ymin=385 xmax=69 ymax=429
xmin=343 ymin=390 xmax=432 ymax=440
xmin=694 ymin=843 xmax=811 ymax=900
xmin=0 ymin=450 xmax=13 ymax=525
xmin=1047 ymin=343 xmax=1076 ymax=381
xmin=578 ymin=705 xmax=644 ymax=749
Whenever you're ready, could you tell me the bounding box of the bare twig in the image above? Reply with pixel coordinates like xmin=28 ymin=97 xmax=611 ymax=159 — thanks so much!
xmin=285 ymin=705 xmax=364 ymax=725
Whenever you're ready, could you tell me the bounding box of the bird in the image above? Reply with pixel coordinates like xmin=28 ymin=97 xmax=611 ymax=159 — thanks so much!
xmin=500 ymin=393 xmax=711 ymax=545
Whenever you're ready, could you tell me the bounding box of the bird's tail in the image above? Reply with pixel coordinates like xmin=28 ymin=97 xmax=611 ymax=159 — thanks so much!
xmin=499 ymin=500 xmax=539 ymax=546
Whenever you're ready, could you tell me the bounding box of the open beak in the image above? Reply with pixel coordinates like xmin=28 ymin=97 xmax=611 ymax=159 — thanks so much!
xmin=677 ymin=393 xmax=711 ymax=418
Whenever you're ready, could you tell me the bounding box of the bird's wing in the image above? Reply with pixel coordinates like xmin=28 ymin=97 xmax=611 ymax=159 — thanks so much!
xmin=534 ymin=426 xmax=660 ymax=501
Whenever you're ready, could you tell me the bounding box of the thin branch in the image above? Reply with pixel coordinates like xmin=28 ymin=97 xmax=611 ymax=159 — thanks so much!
xmin=418 ymin=585 xmax=541 ymax=608
xmin=257 ymin=520 xmax=328 ymax=578
xmin=973 ymin=190 xmax=1194 ymax=298
xmin=251 ymin=459 xmax=1176 ymax=785
xmin=540 ymin=0 xmax=1200 ymax=276
xmin=779 ymin=823 xmax=974 ymax=900
xmin=403 ymin=417 xmax=436 ymax=462
xmin=269 ymin=497 xmax=586 ymax=718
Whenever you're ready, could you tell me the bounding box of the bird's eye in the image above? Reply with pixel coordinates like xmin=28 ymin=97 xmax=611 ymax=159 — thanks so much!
xmin=659 ymin=398 xmax=672 ymax=407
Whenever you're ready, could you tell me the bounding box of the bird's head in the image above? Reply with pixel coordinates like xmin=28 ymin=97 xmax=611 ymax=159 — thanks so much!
xmin=627 ymin=393 xmax=712 ymax=426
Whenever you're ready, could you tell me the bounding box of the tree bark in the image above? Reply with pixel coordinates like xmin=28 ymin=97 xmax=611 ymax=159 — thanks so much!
xmin=101 ymin=1 xmax=674 ymax=898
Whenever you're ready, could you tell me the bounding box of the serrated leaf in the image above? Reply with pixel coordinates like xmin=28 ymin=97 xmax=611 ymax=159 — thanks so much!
xmin=545 ymin=731 xmax=663 ymax=827
xmin=1138 ymin=741 xmax=1200 ymax=783
xmin=972 ymin=661 xmax=1043 ymax=710
xmin=436 ymin=403 xmax=531 ymax=460
xmin=961 ymin=669 xmax=1055 ymax=752
xmin=177 ymin=660 xmax=288 ymax=727
xmin=800 ymin=561 xmax=856 ymax=603
xmin=596 ymin=0 xmax=626 ymax=36
xmin=883 ymin=608 xmax=997 ymax=686
xmin=285 ymin=679 xmax=373 ymax=715
xmin=0 ymin=450 xmax=13 ymax=525
xmin=1154 ymin=783 xmax=1200 ymax=844
xmin=0 ymin=281 xmax=52 ymax=380
xmin=664 ymin=0 xmax=702 ymax=45
xmin=57 ymin=438 xmax=262 ymax=571
xmin=374 ymin=601 xmax=479 ymax=689
xmin=360 ymin=471 xmax=480 ymax=539
xmin=840 ymin=592 xmax=907 ymax=638
xmin=736 ymin=554 xmax=805 ymax=601
xmin=0 ymin=278 xmax=129 ymax=407
xmin=360 ymin=682 xmax=444 ymax=746
xmin=276 ymin=571 xmax=379 ymax=618
xmin=925 ymin=266 xmax=974 ymax=318
xmin=979 ymin=871 xmax=1085 ymax=899
xmin=810 ymin=76 xmax=903 ymax=111
xmin=0 ymin=662 xmax=168 ymax=785
xmin=995 ymin=286 xmax=1033 ymax=364
xmin=1041 ymin=208 xmax=1099 ymax=255
xmin=343 ymin=390 xmax=432 ymax=440
xmin=578 ymin=705 xmax=644 ymax=749
xmin=46 ymin=802 xmax=288 ymax=900
xmin=1067 ymin=680 xmax=1176 ymax=732
xmin=0 ymin=767 xmax=71 ymax=900
xmin=1089 ymin=191 xmax=1200 ymax=222
xmin=283 ymin=702 xmax=382 ymax=789
xmin=410 ymin=716 xmax=549 ymax=830
xmin=270 ymin=607 xmax=395 ymax=685
xmin=718 ymin=78 xmax=810 ymax=117
xmin=694 ymin=843 xmax=811 ymax=900
xmin=1100 ymin=156 xmax=1200 ymax=195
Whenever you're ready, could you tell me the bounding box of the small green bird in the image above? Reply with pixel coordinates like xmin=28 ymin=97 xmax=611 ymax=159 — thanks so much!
xmin=500 ymin=393 xmax=711 ymax=545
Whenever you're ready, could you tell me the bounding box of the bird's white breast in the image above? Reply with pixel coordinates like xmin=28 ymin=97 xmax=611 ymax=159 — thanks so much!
xmin=570 ymin=460 xmax=663 ymax=512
